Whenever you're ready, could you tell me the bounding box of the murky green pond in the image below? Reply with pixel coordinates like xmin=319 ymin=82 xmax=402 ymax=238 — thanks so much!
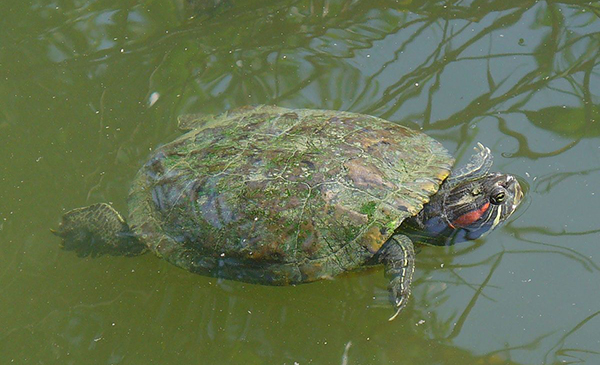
xmin=2 ymin=1 xmax=599 ymax=364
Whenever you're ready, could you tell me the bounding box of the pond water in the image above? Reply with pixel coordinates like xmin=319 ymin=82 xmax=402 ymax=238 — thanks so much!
xmin=1 ymin=0 xmax=599 ymax=364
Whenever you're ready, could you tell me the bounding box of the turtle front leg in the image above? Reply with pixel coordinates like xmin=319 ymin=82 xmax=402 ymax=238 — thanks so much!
xmin=377 ymin=234 xmax=415 ymax=321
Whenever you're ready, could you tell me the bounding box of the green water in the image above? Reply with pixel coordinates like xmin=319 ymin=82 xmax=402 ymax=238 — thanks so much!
xmin=1 ymin=1 xmax=599 ymax=364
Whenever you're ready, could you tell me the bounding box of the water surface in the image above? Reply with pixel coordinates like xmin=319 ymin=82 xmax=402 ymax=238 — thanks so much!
xmin=1 ymin=1 xmax=599 ymax=364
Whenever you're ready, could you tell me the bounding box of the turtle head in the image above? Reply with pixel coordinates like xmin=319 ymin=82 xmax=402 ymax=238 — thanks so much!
xmin=407 ymin=144 xmax=523 ymax=245
xmin=435 ymin=172 xmax=523 ymax=242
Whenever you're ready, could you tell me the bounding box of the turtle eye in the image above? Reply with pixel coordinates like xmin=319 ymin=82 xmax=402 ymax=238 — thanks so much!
xmin=490 ymin=191 xmax=505 ymax=205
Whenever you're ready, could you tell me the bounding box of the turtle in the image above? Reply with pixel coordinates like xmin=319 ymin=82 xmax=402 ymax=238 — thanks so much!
xmin=53 ymin=105 xmax=523 ymax=319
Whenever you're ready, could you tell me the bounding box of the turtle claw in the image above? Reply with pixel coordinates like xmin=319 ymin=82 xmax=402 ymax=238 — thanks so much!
xmin=475 ymin=142 xmax=491 ymax=160
xmin=388 ymin=308 xmax=401 ymax=321
xmin=388 ymin=298 xmax=407 ymax=321
xmin=445 ymin=143 xmax=494 ymax=188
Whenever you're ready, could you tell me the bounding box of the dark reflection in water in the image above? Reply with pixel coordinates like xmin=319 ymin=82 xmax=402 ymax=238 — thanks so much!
xmin=0 ymin=0 xmax=599 ymax=364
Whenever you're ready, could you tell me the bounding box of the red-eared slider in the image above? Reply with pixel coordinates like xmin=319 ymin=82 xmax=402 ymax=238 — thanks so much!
xmin=54 ymin=105 xmax=523 ymax=319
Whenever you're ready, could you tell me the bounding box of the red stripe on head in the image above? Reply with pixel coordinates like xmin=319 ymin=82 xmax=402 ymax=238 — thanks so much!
xmin=452 ymin=202 xmax=490 ymax=228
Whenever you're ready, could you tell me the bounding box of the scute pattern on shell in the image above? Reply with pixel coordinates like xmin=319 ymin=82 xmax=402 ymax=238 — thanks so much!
xmin=128 ymin=106 xmax=453 ymax=284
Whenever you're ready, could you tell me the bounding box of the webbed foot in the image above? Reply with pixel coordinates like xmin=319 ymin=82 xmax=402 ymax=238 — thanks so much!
xmin=53 ymin=203 xmax=145 ymax=257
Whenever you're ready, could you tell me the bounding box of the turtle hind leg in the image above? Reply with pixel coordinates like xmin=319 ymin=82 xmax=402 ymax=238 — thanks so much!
xmin=52 ymin=203 xmax=146 ymax=257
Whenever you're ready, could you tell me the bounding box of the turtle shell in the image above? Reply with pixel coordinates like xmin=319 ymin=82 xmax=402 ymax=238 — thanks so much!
xmin=128 ymin=106 xmax=453 ymax=284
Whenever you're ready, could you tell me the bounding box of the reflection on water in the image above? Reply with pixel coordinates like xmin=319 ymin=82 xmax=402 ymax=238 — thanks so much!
xmin=0 ymin=0 xmax=599 ymax=364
